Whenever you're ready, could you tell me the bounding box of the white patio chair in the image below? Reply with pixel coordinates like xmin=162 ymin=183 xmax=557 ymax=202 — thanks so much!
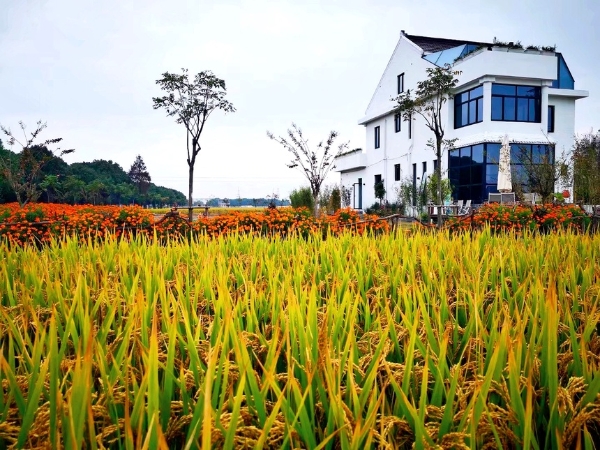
xmin=459 ymin=200 xmax=472 ymax=215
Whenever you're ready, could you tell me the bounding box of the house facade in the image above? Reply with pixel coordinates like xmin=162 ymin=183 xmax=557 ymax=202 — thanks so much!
xmin=336 ymin=32 xmax=588 ymax=209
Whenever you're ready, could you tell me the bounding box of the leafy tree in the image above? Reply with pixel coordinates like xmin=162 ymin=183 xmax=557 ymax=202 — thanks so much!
xmin=572 ymin=131 xmax=600 ymax=204
xmin=111 ymin=183 xmax=136 ymax=205
xmin=374 ymin=178 xmax=386 ymax=207
xmin=426 ymin=172 xmax=452 ymax=204
xmin=62 ymin=176 xmax=87 ymax=204
xmin=329 ymin=186 xmax=341 ymax=212
xmin=153 ymin=69 xmax=236 ymax=220
xmin=87 ymin=180 xmax=107 ymax=205
xmin=267 ymin=124 xmax=349 ymax=215
xmin=0 ymin=140 xmax=17 ymax=203
xmin=512 ymin=145 xmax=570 ymax=204
xmin=0 ymin=121 xmax=74 ymax=206
xmin=128 ymin=155 xmax=151 ymax=194
xmin=39 ymin=175 xmax=62 ymax=203
xmin=290 ymin=187 xmax=315 ymax=211
xmin=395 ymin=66 xmax=459 ymax=225
xmin=396 ymin=176 xmax=428 ymax=219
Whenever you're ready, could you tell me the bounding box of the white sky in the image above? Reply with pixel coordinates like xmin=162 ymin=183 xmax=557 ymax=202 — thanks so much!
xmin=1 ymin=0 xmax=598 ymax=200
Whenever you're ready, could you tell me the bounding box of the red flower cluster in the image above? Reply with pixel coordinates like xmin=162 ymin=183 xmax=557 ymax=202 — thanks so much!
xmin=445 ymin=203 xmax=591 ymax=233
xmin=0 ymin=203 xmax=389 ymax=246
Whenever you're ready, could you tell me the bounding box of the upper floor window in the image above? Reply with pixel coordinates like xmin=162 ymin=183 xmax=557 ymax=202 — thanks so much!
xmin=548 ymin=105 xmax=555 ymax=133
xmin=454 ymin=85 xmax=483 ymax=128
xmin=374 ymin=126 xmax=381 ymax=149
xmin=397 ymin=73 xmax=404 ymax=94
xmin=394 ymin=163 xmax=401 ymax=181
xmin=407 ymin=115 xmax=412 ymax=139
xmin=422 ymin=161 xmax=427 ymax=175
xmin=394 ymin=114 xmax=401 ymax=132
xmin=491 ymin=84 xmax=541 ymax=123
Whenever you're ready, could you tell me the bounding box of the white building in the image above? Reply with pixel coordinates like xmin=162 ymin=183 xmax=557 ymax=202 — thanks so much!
xmin=336 ymin=32 xmax=588 ymax=209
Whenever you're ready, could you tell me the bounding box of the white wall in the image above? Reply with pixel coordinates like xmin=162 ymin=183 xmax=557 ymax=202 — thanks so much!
xmin=455 ymin=48 xmax=557 ymax=87
xmin=362 ymin=36 xmax=434 ymax=123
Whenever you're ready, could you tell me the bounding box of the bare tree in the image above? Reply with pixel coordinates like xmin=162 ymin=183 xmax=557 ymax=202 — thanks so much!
xmin=153 ymin=69 xmax=235 ymax=220
xmin=395 ymin=66 xmax=459 ymax=226
xmin=0 ymin=121 xmax=74 ymax=206
xmin=267 ymin=123 xmax=349 ymax=215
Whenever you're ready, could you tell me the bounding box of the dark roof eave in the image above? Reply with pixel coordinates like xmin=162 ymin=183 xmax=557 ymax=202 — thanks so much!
xmin=404 ymin=33 xmax=492 ymax=54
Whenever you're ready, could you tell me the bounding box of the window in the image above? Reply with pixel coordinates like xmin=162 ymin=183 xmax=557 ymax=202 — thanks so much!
xmin=422 ymin=161 xmax=427 ymax=175
xmin=548 ymin=105 xmax=555 ymax=133
xmin=433 ymin=159 xmax=438 ymax=172
xmin=374 ymin=174 xmax=382 ymax=187
xmin=394 ymin=163 xmax=401 ymax=181
xmin=454 ymin=85 xmax=484 ymax=128
xmin=491 ymin=84 xmax=541 ymax=123
xmin=394 ymin=114 xmax=401 ymax=133
xmin=448 ymin=142 xmax=554 ymax=204
xmin=397 ymin=73 xmax=404 ymax=94
xmin=407 ymin=115 xmax=412 ymax=139
xmin=374 ymin=126 xmax=380 ymax=148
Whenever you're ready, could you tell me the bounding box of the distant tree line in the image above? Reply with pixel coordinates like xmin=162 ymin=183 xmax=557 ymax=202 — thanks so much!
xmin=199 ymin=197 xmax=290 ymax=207
xmin=0 ymin=139 xmax=186 ymax=206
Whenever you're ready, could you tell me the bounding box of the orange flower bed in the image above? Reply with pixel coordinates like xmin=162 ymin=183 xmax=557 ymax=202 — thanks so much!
xmin=445 ymin=203 xmax=592 ymax=233
xmin=0 ymin=203 xmax=389 ymax=246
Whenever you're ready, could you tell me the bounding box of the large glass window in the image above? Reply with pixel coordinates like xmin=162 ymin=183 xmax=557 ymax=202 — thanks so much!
xmin=448 ymin=142 xmax=554 ymax=204
xmin=454 ymin=85 xmax=483 ymax=128
xmin=491 ymin=84 xmax=541 ymax=123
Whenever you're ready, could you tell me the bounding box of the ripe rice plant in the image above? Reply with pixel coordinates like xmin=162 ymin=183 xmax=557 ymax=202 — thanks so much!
xmin=0 ymin=229 xmax=599 ymax=448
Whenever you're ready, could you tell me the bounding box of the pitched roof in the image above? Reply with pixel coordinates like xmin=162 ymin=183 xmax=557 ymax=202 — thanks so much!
xmin=404 ymin=33 xmax=492 ymax=54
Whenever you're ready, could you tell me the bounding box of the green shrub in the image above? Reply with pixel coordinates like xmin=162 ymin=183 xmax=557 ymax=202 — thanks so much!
xmin=290 ymin=187 xmax=314 ymax=212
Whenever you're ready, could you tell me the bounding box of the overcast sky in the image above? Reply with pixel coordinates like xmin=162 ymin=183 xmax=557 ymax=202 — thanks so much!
xmin=1 ymin=0 xmax=598 ymax=200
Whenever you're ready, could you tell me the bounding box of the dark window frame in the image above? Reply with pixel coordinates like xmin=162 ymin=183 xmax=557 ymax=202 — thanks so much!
xmin=422 ymin=161 xmax=427 ymax=175
xmin=394 ymin=113 xmax=401 ymax=133
xmin=407 ymin=114 xmax=412 ymax=139
xmin=394 ymin=163 xmax=401 ymax=181
xmin=548 ymin=105 xmax=555 ymax=133
xmin=454 ymin=85 xmax=484 ymax=129
xmin=491 ymin=83 xmax=541 ymax=123
xmin=374 ymin=126 xmax=380 ymax=149
xmin=397 ymin=73 xmax=404 ymax=94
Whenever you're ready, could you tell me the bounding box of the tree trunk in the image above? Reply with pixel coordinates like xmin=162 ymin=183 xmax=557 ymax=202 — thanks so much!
xmin=312 ymin=194 xmax=319 ymax=217
xmin=188 ymin=162 xmax=194 ymax=222
xmin=436 ymin=140 xmax=444 ymax=228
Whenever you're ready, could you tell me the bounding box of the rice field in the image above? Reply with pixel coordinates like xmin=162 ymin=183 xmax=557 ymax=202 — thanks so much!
xmin=1 ymin=229 xmax=599 ymax=449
